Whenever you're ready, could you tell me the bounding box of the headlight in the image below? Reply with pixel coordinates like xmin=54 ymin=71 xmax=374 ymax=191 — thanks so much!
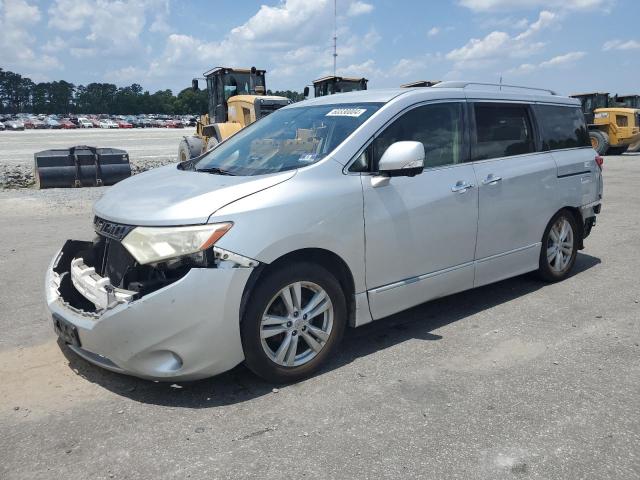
xmin=121 ymin=223 xmax=232 ymax=265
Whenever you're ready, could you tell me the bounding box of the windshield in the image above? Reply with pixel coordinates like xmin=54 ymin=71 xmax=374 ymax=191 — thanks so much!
xmin=194 ymin=103 xmax=381 ymax=176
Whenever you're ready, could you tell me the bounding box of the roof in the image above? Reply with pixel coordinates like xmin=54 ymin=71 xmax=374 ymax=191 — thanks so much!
xmin=294 ymin=88 xmax=407 ymax=106
xmin=291 ymin=82 xmax=578 ymax=108
xmin=203 ymin=67 xmax=267 ymax=77
xmin=312 ymin=75 xmax=367 ymax=84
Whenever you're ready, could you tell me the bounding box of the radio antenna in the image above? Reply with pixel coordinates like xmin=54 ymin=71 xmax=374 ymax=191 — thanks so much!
xmin=333 ymin=0 xmax=337 ymax=76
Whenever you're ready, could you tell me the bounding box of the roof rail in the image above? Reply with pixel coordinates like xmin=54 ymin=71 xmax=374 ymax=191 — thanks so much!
xmin=433 ymin=81 xmax=557 ymax=96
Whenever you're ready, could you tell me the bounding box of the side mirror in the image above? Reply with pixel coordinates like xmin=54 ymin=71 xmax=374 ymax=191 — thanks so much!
xmin=303 ymin=86 xmax=310 ymax=98
xmin=378 ymin=141 xmax=424 ymax=177
xmin=192 ymin=79 xmax=199 ymax=92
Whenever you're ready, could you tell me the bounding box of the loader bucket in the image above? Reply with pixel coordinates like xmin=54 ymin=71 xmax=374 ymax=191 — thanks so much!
xmin=34 ymin=146 xmax=131 ymax=189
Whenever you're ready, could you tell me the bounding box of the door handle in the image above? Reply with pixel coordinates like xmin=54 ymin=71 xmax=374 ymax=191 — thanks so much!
xmin=451 ymin=181 xmax=475 ymax=193
xmin=482 ymin=174 xmax=502 ymax=185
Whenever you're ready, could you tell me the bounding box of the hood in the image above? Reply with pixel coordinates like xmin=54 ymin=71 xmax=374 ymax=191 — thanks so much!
xmin=93 ymin=164 xmax=296 ymax=226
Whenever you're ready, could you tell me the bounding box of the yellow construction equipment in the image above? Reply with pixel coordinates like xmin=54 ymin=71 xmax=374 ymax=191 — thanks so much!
xmin=179 ymin=67 xmax=291 ymax=161
xmin=571 ymin=92 xmax=640 ymax=155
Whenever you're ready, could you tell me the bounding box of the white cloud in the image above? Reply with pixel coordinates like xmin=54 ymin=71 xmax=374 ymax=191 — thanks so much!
xmin=141 ymin=0 xmax=380 ymax=90
xmin=514 ymin=10 xmax=557 ymax=40
xmin=447 ymin=31 xmax=544 ymax=69
xmin=508 ymin=51 xmax=585 ymax=74
xmin=347 ymin=1 xmax=374 ymax=16
xmin=603 ymin=39 xmax=640 ymax=51
xmin=459 ymin=0 xmax=606 ymax=11
xmin=446 ymin=10 xmax=557 ymax=70
xmin=42 ymin=36 xmax=68 ymax=53
xmin=47 ymin=0 xmax=92 ymax=31
xmin=428 ymin=27 xmax=440 ymax=37
xmin=0 ymin=0 xmax=62 ymax=72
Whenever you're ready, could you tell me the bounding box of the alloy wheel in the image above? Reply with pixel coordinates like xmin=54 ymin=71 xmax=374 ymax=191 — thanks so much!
xmin=546 ymin=217 xmax=574 ymax=273
xmin=260 ymin=281 xmax=334 ymax=367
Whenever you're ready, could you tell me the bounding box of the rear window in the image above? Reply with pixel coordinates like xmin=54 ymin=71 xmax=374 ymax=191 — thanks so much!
xmin=536 ymin=105 xmax=590 ymax=150
xmin=472 ymin=104 xmax=535 ymax=160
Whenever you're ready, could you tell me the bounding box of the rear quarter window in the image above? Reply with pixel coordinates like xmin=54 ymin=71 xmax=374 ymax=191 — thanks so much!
xmin=536 ymin=104 xmax=590 ymax=150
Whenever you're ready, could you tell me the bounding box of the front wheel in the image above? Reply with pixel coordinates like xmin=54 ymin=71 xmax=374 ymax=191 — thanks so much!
xmin=241 ymin=263 xmax=347 ymax=383
xmin=537 ymin=210 xmax=579 ymax=282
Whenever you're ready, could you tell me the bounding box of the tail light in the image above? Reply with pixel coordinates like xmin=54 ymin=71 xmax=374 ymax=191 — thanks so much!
xmin=595 ymin=155 xmax=604 ymax=170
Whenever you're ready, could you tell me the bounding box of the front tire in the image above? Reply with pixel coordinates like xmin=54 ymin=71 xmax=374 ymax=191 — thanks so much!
xmin=537 ymin=210 xmax=579 ymax=282
xmin=241 ymin=263 xmax=347 ymax=383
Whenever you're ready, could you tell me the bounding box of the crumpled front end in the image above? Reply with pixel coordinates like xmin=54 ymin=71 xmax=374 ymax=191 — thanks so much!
xmin=45 ymin=220 xmax=258 ymax=381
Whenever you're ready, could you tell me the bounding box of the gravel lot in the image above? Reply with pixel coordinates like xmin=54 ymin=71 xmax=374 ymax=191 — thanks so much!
xmin=0 ymin=128 xmax=192 ymax=188
xmin=0 ymin=154 xmax=639 ymax=479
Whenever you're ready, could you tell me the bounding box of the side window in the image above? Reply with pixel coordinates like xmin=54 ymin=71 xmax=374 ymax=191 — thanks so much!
xmin=472 ymin=104 xmax=535 ymax=160
xmin=369 ymin=103 xmax=464 ymax=171
xmin=536 ymin=105 xmax=590 ymax=150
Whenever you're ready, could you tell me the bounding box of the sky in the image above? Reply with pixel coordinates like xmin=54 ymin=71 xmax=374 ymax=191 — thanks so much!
xmin=1 ymin=0 xmax=639 ymax=96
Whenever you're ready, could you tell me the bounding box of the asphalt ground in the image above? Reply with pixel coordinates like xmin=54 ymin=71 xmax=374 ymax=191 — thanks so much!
xmin=0 ymin=127 xmax=191 ymax=167
xmin=0 ymin=154 xmax=639 ymax=479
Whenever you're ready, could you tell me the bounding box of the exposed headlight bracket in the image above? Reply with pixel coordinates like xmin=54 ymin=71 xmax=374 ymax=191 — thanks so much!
xmin=213 ymin=247 xmax=259 ymax=268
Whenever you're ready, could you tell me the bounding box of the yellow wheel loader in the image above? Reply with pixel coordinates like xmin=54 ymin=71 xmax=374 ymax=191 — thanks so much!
xmin=571 ymin=92 xmax=640 ymax=155
xmin=179 ymin=67 xmax=291 ymax=161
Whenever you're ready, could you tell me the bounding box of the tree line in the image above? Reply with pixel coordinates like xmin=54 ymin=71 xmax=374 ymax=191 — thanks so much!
xmin=0 ymin=68 xmax=305 ymax=115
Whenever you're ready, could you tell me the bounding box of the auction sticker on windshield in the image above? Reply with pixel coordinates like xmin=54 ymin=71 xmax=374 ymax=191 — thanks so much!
xmin=326 ymin=108 xmax=367 ymax=117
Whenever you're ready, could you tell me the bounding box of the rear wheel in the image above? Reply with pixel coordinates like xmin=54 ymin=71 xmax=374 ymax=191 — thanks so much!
xmin=537 ymin=210 xmax=579 ymax=282
xmin=241 ymin=262 xmax=347 ymax=383
xmin=589 ymin=130 xmax=609 ymax=156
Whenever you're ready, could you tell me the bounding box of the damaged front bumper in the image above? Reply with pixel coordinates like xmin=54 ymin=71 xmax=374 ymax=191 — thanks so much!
xmin=45 ymin=239 xmax=257 ymax=381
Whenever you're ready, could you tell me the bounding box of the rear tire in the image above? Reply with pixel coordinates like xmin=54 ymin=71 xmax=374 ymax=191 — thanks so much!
xmin=241 ymin=262 xmax=347 ymax=383
xmin=537 ymin=210 xmax=579 ymax=283
xmin=589 ymin=130 xmax=609 ymax=156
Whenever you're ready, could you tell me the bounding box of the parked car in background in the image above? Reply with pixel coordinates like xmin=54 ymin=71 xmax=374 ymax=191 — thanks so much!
xmin=116 ymin=120 xmax=133 ymax=129
xmin=4 ymin=120 xmax=25 ymax=131
xmin=0 ymin=122 xmax=5 ymax=131
xmin=99 ymin=119 xmax=118 ymax=129
xmin=46 ymin=118 xmax=61 ymax=129
xmin=78 ymin=118 xmax=93 ymax=128
xmin=165 ymin=119 xmax=184 ymax=128
xmin=90 ymin=118 xmax=101 ymax=128
xmin=59 ymin=119 xmax=77 ymax=129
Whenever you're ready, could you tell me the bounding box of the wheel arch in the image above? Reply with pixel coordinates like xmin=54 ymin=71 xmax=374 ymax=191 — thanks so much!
xmin=547 ymin=206 xmax=584 ymax=250
xmin=240 ymin=248 xmax=357 ymax=327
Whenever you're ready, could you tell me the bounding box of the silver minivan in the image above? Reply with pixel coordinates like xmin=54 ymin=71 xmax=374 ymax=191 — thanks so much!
xmin=46 ymin=82 xmax=603 ymax=382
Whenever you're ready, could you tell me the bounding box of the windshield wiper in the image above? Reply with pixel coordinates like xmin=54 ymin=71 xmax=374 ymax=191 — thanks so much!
xmin=196 ymin=167 xmax=236 ymax=176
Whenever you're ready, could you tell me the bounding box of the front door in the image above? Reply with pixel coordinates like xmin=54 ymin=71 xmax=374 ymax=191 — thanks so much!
xmin=360 ymin=102 xmax=479 ymax=320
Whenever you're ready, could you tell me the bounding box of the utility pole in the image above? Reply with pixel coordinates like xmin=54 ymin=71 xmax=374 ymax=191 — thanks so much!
xmin=333 ymin=0 xmax=337 ymax=76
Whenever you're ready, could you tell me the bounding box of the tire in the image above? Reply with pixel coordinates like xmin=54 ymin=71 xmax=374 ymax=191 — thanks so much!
xmin=178 ymin=137 xmax=203 ymax=161
xmin=241 ymin=262 xmax=347 ymax=383
xmin=607 ymin=146 xmax=628 ymax=155
xmin=537 ymin=210 xmax=579 ymax=282
xmin=589 ymin=130 xmax=609 ymax=156
xmin=178 ymin=139 xmax=191 ymax=162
